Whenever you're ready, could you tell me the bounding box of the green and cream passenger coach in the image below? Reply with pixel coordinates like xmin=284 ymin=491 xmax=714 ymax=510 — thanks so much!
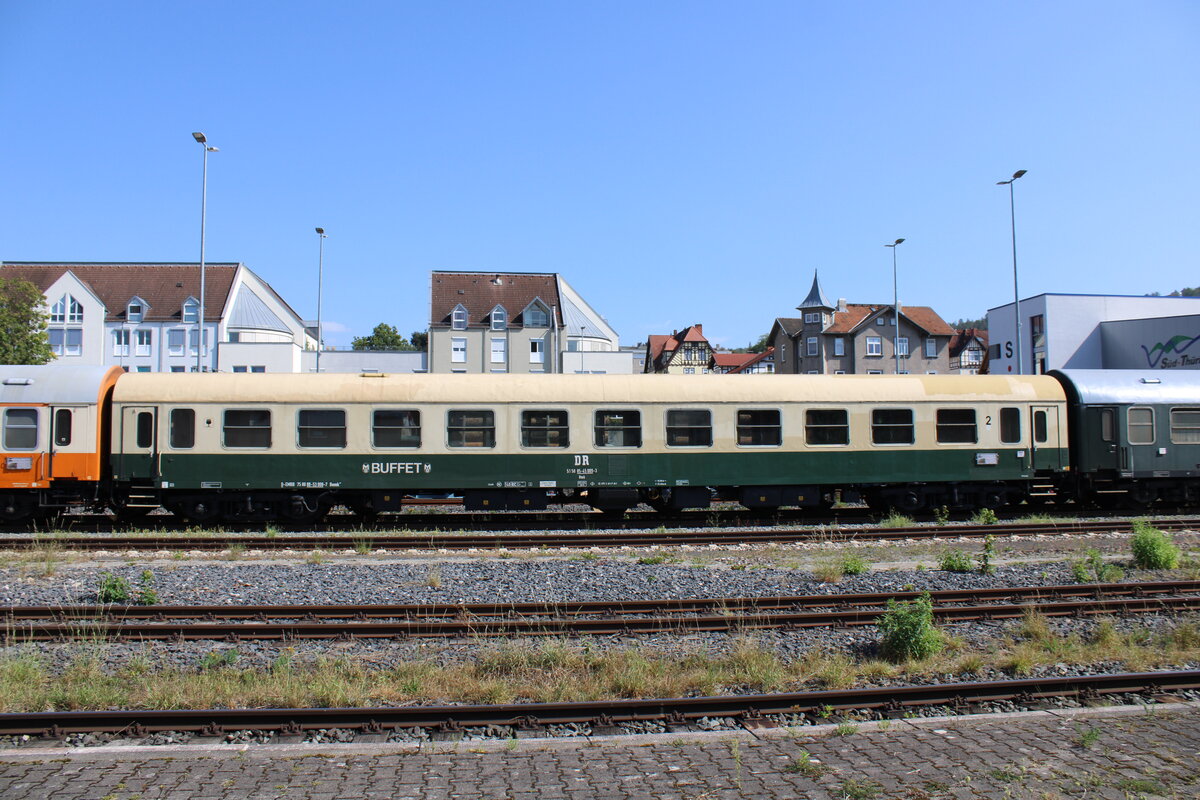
xmin=108 ymin=372 xmax=1069 ymax=522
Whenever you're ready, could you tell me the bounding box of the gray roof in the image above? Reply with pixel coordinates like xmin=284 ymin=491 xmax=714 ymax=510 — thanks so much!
xmin=227 ymin=287 xmax=290 ymax=333
xmin=560 ymin=294 xmax=607 ymax=338
xmin=0 ymin=365 xmax=120 ymax=405
xmin=1050 ymin=369 xmax=1200 ymax=405
xmin=798 ymin=271 xmax=832 ymax=310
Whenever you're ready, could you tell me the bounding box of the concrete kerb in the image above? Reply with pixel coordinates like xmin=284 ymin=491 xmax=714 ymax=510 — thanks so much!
xmin=0 ymin=701 xmax=1197 ymax=763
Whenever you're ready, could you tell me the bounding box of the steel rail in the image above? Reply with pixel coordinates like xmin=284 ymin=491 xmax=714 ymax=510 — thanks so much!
xmin=1 ymin=670 xmax=1196 ymax=737
xmin=8 ymin=593 xmax=1200 ymax=641
xmin=7 ymin=580 xmax=1200 ymax=621
xmin=1 ymin=517 xmax=1197 ymax=551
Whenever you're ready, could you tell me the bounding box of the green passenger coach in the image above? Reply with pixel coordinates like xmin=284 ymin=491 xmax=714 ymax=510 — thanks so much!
xmin=107 ymin=372 xmax=1070 ymax=522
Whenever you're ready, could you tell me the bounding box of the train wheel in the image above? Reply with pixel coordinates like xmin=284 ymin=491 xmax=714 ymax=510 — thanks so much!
xmin=279 ymin=495 xmax=327 ymax=525
xmin=181 ymin=499 xmax=222 ymax=524
xmin=980 ymin=489 xmax=1007 ymax=510
xmin=0 ymin=494 xmax=36 ymax=523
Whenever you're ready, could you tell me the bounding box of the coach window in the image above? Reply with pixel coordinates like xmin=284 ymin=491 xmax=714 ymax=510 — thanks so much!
xmin=936 ymin=409 xmax=977 ymax=444
xmin=1034 ymin=410 xmax=1049 ymax=444
xmin=224 ymin=409 xmax=272 ymax=448
xmin=298 ymin=409 xmax=347 ymax=448
xmin=871 ymin=408 xmax=913 ymax=445
xmin=521 ymin=410 xmax=569 ymax=448
xmin=3 ymin=408 xmax=38 ymax=450
xmin=999 ymin=407 xmax=1021 ymax=443
xmin=447 ymin=410 xmax=495 ymax=448
xmin=1099 ymin=409 xmax=1115 ymax=443
xmin=54 ymin=409 xmax=73 ymax=446
xmin=136 ymin=413 xmax=154 ymax=449
xmin=1128 ymin=407 xmax=1155 ymax=445
xmin=595 ymin=410 xmax=641 ymax=448
xmin=805 ymin=409 xmax=849 ymax=446
xmin=373 ymin=410 xmax=420 ymax=448
xmin=737 ymin=409 xmax=781 ymax=446
xmin=170 ymin=409 xmax=195 ymax=449
xmin=666 ymin=409 xmax=712 ymax=447
xmin=1170 ymin=408 xmax=1200 ymax=444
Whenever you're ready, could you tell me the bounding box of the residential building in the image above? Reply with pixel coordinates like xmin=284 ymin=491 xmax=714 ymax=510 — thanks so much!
xmin=713 ymin=347 xmax=776 ymax=374
xmin=1 ymin=262 xmax=314 ymax=372
xmin=768 ymin=272 xmax=955 ymax=374
xmin=949 ymin=329 xmax=989 ymax=374
xmin=645 ymin=324 xmax=715 ymax=374
xmin=427 ymin=271 xmax=619 ymax=374
xmin=987 ymin=293 xmax=1200 ymax=373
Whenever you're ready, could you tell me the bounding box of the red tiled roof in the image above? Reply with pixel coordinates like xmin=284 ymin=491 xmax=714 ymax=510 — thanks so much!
xmin=824 ymin=304 xmax=955 ymax=336
xmin=429 ymin=271 xmax=561 ymax=328
xmin=728 ymin=347 xmax=774 ymax=373
xmin=713 ymin=352 xmax=754 ymax=369
xmin=1 ymin=262 xmax=239 ymax=322
xmin=949 ymin=328 xmax=989 ymax=356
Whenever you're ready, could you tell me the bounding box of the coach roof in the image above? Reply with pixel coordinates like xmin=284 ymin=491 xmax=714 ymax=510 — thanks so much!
xmin=1050 ymin=369 xmax=1200 ymax=406
xmin=0 ymin=365 xmax=124 ymax=405
xmin=112 ymin=373 xmax=1067 ymax=405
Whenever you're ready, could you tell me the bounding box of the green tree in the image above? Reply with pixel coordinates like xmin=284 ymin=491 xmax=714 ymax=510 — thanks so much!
xmin=950 ymin=317 xmax=987 ymax=330
xmin=1169 ymin=287 xmax=1200 ymax=297
xmin=733 ymin=333 xmax=770 ymax=353
xmin=410 ymin=330 xmax=428 ymax=350
xmin=352 ymin=323 xmax=411 ymax=351
xmin=0 ymin=278 xmax=54 ymax=365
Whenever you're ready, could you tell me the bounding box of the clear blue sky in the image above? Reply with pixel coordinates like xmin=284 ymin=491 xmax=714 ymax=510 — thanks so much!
xmin=2 ymin=1 xmax=1198 ymax=349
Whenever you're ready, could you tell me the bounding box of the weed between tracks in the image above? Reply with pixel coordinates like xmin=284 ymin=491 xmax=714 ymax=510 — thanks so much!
xmin=3 ymin=616 xmax=1200 ymax=712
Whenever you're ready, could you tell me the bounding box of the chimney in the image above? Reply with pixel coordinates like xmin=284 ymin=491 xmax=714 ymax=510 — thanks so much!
xmin=837 ymin=298 xmax=847 ymax=312
xmin=694 ymin=324 xmax=702 ymax=334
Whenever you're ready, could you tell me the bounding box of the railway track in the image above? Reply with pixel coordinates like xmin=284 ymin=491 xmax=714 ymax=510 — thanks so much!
xmin=1 ymin=670 xmax=1197 ymax=740
xmin=8 ymin=580 xmax=1200 ymax=640
xmin=1 ymin=516 xmax=1196 ymax=551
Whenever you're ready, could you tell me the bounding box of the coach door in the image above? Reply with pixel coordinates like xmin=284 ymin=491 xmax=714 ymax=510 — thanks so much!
xmin=1030 ymin=405 xmax=1065 ymax=471
xmin=119 ymin=406 xmax=159 ymax=480
xmin=1083 ymin=406 xmax=1122 ymax=474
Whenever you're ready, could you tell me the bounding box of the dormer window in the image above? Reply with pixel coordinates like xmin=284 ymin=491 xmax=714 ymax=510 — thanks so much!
xmin=490 ymin=306 xmax=507 ymax=331
xmin=182 ymin=298 xmax=199 ymax=324
xmin=451 ymin=304 xmax=468 ymax=330
xmin=127 ymin=299 xmax=145 ymax=323
xmin=525 ymin=306 xmax=548 ymax=328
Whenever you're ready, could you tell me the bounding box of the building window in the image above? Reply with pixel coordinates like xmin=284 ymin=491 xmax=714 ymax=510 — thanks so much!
xmin=113 ymin=329 xmax=130 ymax=356
xmin=833 ymin=337 xmax=844 ymax=357
xmin=1030 ymin=314 xmax=1045 ymax=348
xmin=666 ymin=409 xmax=712 ymax=447
xmin=298 ymin=409 xmax=347 ymax=448
xmin=491 ymin=307 xmax=507 ymax=331
xmin=866 ymin=336 xmax=883 ymax=356
xmin=51 ymin=295 xmax=84 ymax=324
xmin=188 ymin=329 xmax=209 ymax=356
xmin=228 ymin=332 xmax=241 ymax=343
xmin=127 ymin=302 xmax=144 ymax=323
xmin=4 ymin=408 xmax=38 ymax=450
xmin=170 ymin=366 xmax=185 ymax=373
xmin=595 ymin=410 xmax=641 ymax=447
xmin=373 ymin=409 xmax=421 ymax=448
xmin=170 ymin=409 xmax=195 ymax=449
xmin=806 ymin=337 xmax=818 ymax=357
xmin=182 ymin=299 xmax=199 ymax=324
xmin=525 ymin=306 xmax=548 ymax=327
xmin=936 ymin=409 xmax=977 ymax=443
xmin=451 ymin=305 xmax=468 ymax=330
xmin=136 ymin=366 xmax=151 ymax=372
xmin=232 ymin=366 xmax=247 ymax=373
xmin=896 ymin=337 xmax=909 ymax=357
xmin=168 ymin=329 xmax=185 ymax=356
xmin=49 ymin=328 xmax=83 ymax=357
xmin=135 ymin=329 xmax=152 ymax=356
xmin=683 ymin=367 xmax=695 ymax=374
xmin=250 ymin=366 xmax=266 ymax=373
xmin=451 ymin=337 xmax=467 ymax=363
xmin=447 ymin=410 xmax=495 ymax=448
xmin=962 ymin=346 xmax=983 ymax=366
xmin=806 ymin=409 xmax=848 ymax=446
xmin=736 ymin=409 xmax=781 ymax=446
xmin=871 ymin=408 xmax=913 ymax=445
xmin=491 ymin=337 xmax=506 ymax=364
xmin=223 ymin=409 xmax=272 ymax=448
xmin=530 ymin=339 xmax=544 ymax=364
xmin=925 ymin=338 xmax=936 ymax=358
xmin=1128 ymin=407 xmax=1155 ymax=445
xmin=521 ymin=410 xmax=569 ymax=448
xmin=1170 ymin=408 xmax=1200 ymax=444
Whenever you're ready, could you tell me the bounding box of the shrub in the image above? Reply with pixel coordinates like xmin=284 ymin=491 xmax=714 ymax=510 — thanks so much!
xmin=1072 ymin=548 xmax=1124 ymax=583
xmin=932 ymin=505 xmax=950 ymax=525
xmin=841 ymin=554 xmax=869 ymax=576
xmin=878 ymin=594 xmax=942 ymax=662
xmin=938 ymin=550 xmax=973 ymax=572
xmin=1130 ymin=521 xmax=1180 ymax=570
xmin=971 ymin=508 xmax=999 ymax=525
xmin=97 ymin=573 xmax=131 ymax=603
xmin=976 ymin=534 xmax=996 ymax=575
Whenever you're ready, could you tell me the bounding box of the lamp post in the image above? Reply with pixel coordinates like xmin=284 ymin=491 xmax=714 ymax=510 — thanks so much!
xmin=192 ymin=132 xmax=218 ymax=373
xmin=884 ymin=238 xmax=905 ymax=374
xmin=315 ymin=227 xmax=327 ymax=373
xmin=996 ymin=169 xmax=1027 ymax=373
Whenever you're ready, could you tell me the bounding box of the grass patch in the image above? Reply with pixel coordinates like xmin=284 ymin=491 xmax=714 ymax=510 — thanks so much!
xmin=879 ymin=511 xmax=914 ymax=528
xmin=937 ymin=550 xmax=974 ymax=573
xmin=878 ymin=594 xmax=943 ymax=663
xmin=784 ymin=750 xmax=826 ymax=777
xmin=1130 ymin=520 xmax=1180 ymax=570
xmin=1072 ymin=548 xmax=1124 ymax=583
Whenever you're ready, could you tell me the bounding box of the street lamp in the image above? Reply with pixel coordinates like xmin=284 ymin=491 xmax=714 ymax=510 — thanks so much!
xmin=315 ymin=227 xmax=327 ymax=373
xmin=884 ymin=238 xmax=905 ymax=374
xmin=192 ymin=132 xmax=218 ymax=373
xmin=996 ymin=169 xmax=1027 ymax=373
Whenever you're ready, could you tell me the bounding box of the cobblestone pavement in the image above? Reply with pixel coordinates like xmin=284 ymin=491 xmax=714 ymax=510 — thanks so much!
xmin=1 ymin=704 xmax=1197 ymax=800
